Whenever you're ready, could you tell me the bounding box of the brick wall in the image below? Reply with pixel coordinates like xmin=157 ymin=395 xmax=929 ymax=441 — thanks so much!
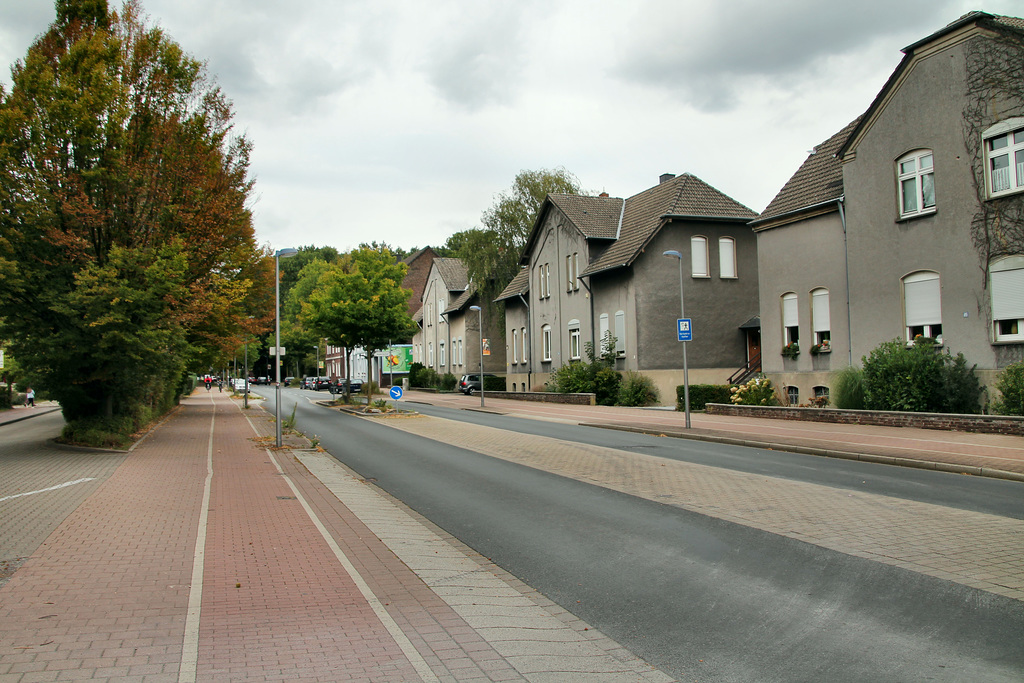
xmin=704 ymin=403 xmax=1024 ymax=436
xmin=485 ymin=391 xmax=596 ymax=406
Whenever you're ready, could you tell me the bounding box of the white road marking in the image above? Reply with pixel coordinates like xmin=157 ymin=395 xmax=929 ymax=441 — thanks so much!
xmin=0 ymin=478 xmax=95 ymax=502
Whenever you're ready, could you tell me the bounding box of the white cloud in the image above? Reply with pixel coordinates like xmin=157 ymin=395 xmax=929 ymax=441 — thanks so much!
xmin=2 ymin=0 xmax=1023 ymax=253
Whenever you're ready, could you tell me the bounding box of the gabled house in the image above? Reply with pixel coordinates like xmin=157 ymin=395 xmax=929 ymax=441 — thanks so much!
xmin=501 ymin=173 xmax=758 ymax=401
xmin=412 ymin=257 xmax=505 ymax=378
xmin=754 ymin=11 xmax=1024 ymax=404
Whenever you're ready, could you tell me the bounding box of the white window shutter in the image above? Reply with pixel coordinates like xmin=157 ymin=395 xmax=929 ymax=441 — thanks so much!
xmin=992 ymin=267 xmax=1024 ymax=320
xmin=812 ymin=289 xmax=830 ymax=332
xmin=904 ymin=274 xmax=941 ymax=326
xmin=782 ymin=294 xmax=798 ymax=327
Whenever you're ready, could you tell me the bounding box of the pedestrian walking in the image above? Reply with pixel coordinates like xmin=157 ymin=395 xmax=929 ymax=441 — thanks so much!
xmin=25 ymin=387 xmax=34 ymax=407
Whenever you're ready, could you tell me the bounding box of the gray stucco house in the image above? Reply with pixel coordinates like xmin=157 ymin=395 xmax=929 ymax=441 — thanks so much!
xmin=753 ymin=11 xmax=1024 ymax=405
xmin=498 ymin=173 xmax=758 ymax=402
xmin=412 ymin=257 xmax=505 ymax=380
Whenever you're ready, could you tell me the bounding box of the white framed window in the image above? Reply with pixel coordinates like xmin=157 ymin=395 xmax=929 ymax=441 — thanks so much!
xmin=438 ymin=298 xmax=445 ymax=323
xmin=427 ymin=303 xmax=433 ymax=327
xmin=457 ymin=337 xmax=463 ymax=366
xmin=569 ymin=320 xmax=581 ymax=360
xmin=782 ymin=292 xmax=799 ymax=345
xmin=614 ymin=310 xmax=626 ymax=356
xmin=428 ymin=342 xmax=434 ymax=367
xmin=541 ymin=324 xmax=552 ymax=361
xmin=991 ymin=255 xmax=1024 ymax=341
xmin=719 ymin=237 xmax=736 ymax=278
xmin=512 ymin=328 xmax=519 ymax=363
xmin=572 ymin=252 xmax=579 ymax=290
xmin=903 ymin=271 xmax=942 ymax=341
xmin=691 ymin=236 xmax=709 ymax=278
xmin=439 ymin=341 xmax=446 ymax=367
xmin=984 ymin=119 xmax=1024 ymax=198
xmin=545 ymin=263 xmax=551 ymax=297
xmin=566 ymin=255 xmax=573 ymax=291
xmin=521 ymin=327 xmax=527 ymax=363
xmin=786 ymin=386 xmax=799 ymax=405
xmin=897 ymin=150 xmax=935 ymax=218
xmin=599 ymin=313 xmax=610 ymax=350
xmin=811 ymin=288 xmax=831 ymax=346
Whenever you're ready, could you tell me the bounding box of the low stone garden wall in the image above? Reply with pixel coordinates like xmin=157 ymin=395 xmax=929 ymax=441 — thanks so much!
xmin=480 ymin=391 xmax=596 ymax=406
xmin=704 ymin=403 xmax=1024 ymax=436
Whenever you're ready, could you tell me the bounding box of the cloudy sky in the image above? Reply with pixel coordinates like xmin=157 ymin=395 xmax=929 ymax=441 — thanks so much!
xmin=2 ymin=1 xmax=1020 ymax=255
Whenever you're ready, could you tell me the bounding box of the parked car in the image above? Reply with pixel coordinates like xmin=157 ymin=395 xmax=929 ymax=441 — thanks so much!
xmin=459 ymin=373 xmax=497 ymax=395
xmin=311 ymin=376 xmax=331 ymax=391
xmin=329 ymin=378 xmax=363 ymax=394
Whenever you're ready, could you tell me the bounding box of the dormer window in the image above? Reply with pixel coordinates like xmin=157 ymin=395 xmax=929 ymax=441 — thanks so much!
xmin=897 ymin=150 xmax=935 ymax=219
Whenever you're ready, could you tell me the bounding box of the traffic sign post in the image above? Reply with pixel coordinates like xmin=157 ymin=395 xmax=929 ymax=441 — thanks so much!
xmin=677 ymin=318 xmax=692 ymax=342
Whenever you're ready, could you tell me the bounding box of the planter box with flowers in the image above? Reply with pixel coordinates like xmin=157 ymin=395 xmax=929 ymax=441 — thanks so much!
xmin=781 ymin=342 xmax=800 ymax=359
xmin=810 ymin=340 xmax=831 ymax=355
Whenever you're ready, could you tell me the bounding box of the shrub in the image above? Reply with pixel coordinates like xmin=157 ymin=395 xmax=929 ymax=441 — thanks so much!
xmin=483 ymin=375 xmax=506 ymax=392
xmin=682 ymin=384 xmax=732 ymax=411
xmin=992 ymin=361 xmax=1024 ymax=415
xmin=439 ymin=373 xmax=458 ymax=391
xmin=594 ymin=367 xmax=622 ymax=405
xmin=862 ymin=338 xmax=980 ymax=413
xmin=408 ymin=362 xmax=426 ymax=387
xmin=730 ymin=376 xmax=779 ymax=406
xmin=419 ymin=368 xmax=439 ymax=389
xmin=831 ymin=366 xmax=865 ymax=410
xmin=550 ymin=361 xmax=596 ymax=394
xmin=618 ymin=371 xmax=658 ymax=406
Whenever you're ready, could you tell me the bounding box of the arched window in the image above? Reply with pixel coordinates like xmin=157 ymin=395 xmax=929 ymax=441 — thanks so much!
xmin=903 ymin=271 xmax=942 ymax=341
xmin=568 ymin=319 xmax=581 ymax=360
xmin=897 ymin=150 xmax=935 ymax=218
xmin=614 ymin=311 xmax=626 ymax=356
xmin=991 ymin=255 xmax=1024 ymax=341
xmin=691 ymin=236 xmax=709 ymax=277
xmin=512 ymin=328 xmax=519 ymax=363
xmin=541 ymin=324 xmax=552 ymax=361
xmin=719 ymin=237 xmax=736 ymax=278
xmin=781 ymin=293 xmax=799 ymax=345
xmin=810 ymin=288 xmax=831 ymax=347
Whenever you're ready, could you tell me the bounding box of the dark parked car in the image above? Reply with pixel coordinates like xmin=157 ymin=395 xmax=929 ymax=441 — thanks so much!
xmin=312 ymin=377 xmax=331 ymax=391
xmin=330 ymin=378 xmax=363 ymax=394
xmin=459 ymin=373 xmax=497 ymax=395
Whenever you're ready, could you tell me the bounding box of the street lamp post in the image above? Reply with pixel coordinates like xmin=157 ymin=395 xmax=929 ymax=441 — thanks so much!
xmin=469 ymin=305 xmax=484 ymax=408
xmin=663 ymin=250 xmax=691 ymax=429
xmin=274 ymin=247 xmax=298 ymax=447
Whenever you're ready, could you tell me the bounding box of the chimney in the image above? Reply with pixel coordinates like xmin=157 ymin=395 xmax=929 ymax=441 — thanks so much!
xmin=659 ymin=173 xmax=676 ymax=184
xmin=599 ymin=191 xmax=609 ymax=198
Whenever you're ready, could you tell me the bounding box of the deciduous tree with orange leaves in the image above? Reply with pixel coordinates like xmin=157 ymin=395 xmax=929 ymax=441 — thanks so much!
xmin=0 ymin=0 xmax=270 ymax=439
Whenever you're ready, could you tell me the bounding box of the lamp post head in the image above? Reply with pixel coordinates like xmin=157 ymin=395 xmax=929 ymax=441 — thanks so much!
xmin=275 ymin=247 xmax=299 ymax=259
xmin=469 ymin=305 xmax=481 ymax=312
xmin=663 ymin=249 xmax=683 ymax=260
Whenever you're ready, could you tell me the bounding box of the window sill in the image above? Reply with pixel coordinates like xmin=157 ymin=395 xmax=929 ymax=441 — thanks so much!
xmin=992 ymin=338 xmax=1024 ymax=345
xmin=691 ymin=275 xmax=711 ymax=279
xmin=987 ymin=186 xmax=1024 ymax=201
xmin=896 ymin=209 xmax=936 ymax=223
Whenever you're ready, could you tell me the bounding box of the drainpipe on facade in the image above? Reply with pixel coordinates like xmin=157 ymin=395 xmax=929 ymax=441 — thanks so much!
xmin=838 ymin=196 xmax=853 ymax=367
xmin=519 ymin=293 xmax=531 ymax=391
xmin=579 ymin=275 xmax=595 ymax=358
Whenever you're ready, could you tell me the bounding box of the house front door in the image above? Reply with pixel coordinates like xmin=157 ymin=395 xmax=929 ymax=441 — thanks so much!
xmin=747 ymin=329 xmax=761 ymax=367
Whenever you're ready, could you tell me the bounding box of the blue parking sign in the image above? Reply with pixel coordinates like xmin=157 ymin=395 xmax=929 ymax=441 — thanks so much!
xmin=390 ymin=385 xmax=403 ymax=400
xmin=677 ymin=318 xmax=693 ymax=342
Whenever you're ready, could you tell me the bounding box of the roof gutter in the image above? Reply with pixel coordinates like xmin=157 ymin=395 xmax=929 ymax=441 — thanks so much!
xmin=749 ymin=197 xmax=842 ymax=230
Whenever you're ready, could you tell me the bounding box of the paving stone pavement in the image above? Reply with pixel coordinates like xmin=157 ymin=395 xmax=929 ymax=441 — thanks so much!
xmin=0 ymin=392 xmax=673 ymax=683
xmin=375 ymin=413 xmax=1024 ymax=602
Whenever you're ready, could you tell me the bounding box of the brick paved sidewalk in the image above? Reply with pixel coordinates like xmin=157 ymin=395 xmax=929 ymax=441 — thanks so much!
xmin=405 ymin=391 xmax=1024 ymax=480
xmin=0 ymin=390 xmax=668 ymax=683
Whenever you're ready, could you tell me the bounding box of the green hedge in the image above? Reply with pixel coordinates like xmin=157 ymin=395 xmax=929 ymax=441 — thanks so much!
xmin=678 ymin=384 xmax=732 ymax=411
xmin=484 ymin=375 xmax=506 ymax=391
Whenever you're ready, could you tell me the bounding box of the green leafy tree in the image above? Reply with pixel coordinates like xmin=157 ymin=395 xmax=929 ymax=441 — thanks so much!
xmin=992 ymin=361 xmax=1024 ymax=415
xmin=451 ymin=167 xmax=582 ymax=306
xmin=0 ymin=0 xmax=269 ymax=431
xmin=861 ymin=339 xmax=981 ymax=414
xmin=302 ymin=245 xmax=416 ymax=393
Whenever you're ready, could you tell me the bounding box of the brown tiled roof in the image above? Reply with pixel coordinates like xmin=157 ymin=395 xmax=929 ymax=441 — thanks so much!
xmin=433 ymin=257 xmax=469 ymax=292
xmin=411 ymin=306 xmax=423 ymax=323
xmin=446 ymin=283 xmax=477 ymax=314
xmin=494 ymin=267 xmax=530 ymax=302
xmin=548 ymin=194 xmax=623 ymax=240
xmin=581 ymin=173 xmax=755 ymax=277
xmin=989 ymin=14 xmax=1024 ymax=32
xmin=753 ymin=117 xmax=861 ymax=228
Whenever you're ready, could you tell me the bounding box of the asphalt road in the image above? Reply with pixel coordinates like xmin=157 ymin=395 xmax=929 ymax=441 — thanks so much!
xmin=264 ymin=387 xmax=1024 ymax=683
